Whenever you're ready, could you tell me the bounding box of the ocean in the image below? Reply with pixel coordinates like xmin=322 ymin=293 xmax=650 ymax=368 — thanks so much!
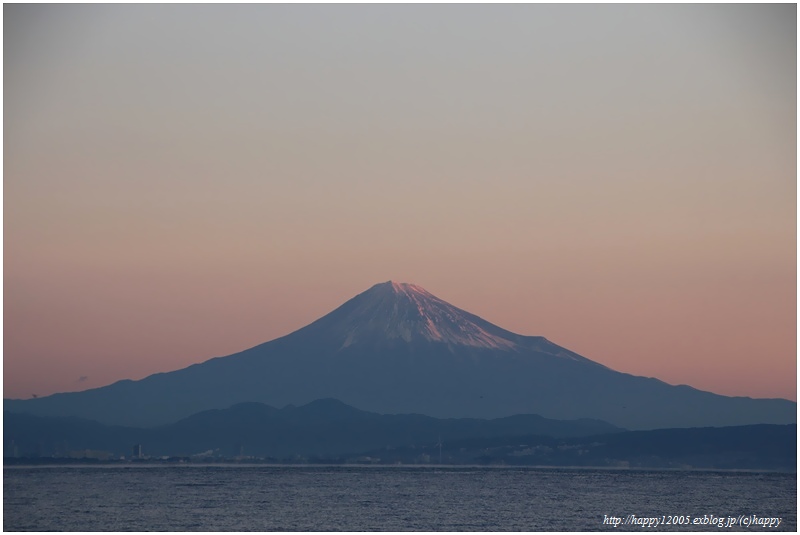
xmin=3 ymin=465 xmax=796 ymax=531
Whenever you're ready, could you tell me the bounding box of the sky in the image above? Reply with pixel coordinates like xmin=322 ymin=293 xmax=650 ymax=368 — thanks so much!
xmin=4 ymin=4 xmax=796 ymax=401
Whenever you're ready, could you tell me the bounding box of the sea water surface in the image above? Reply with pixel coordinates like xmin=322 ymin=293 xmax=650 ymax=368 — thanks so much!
xmin=3 ymin=465 xmax=796 ymax=531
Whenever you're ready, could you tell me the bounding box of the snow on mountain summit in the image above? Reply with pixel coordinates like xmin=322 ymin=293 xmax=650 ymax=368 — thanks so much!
xmin=304 ymin=281 xmax=520 ymax=350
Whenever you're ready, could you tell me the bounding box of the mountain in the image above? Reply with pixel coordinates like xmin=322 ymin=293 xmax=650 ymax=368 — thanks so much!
xmin=4 ymin=281 xmax=795 ymax=429
xmin=4 ymin=398 xmax=621 ymax=459
xmin=5 ymin=400 xmax=794 ymax=471
xmin=362 ymin=424 xmax=798 ymax=472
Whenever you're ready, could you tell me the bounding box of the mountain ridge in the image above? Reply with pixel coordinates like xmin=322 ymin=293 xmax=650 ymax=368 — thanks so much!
xmin=4 ymin=400 xmax=794 ymax=471
xmin=4 ymin=398 xmax=622 ymax=459
xmin=4 ymin=281 xmax=795 ymax=429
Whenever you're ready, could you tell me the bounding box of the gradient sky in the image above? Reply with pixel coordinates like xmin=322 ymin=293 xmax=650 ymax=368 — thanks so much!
xmin=4 ymin=4 xmax=796 ymax=402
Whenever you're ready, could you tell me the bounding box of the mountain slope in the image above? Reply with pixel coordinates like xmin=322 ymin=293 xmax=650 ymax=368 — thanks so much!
xmin=4 ymin=282 xmax=795 ymax=429
xmin=5 ymin=403 xmax=794 ymax=471
xmin=363 ymin=424 xmax=798 ymax=471
xmin=4 ymin=399 xmax=621 ymax=459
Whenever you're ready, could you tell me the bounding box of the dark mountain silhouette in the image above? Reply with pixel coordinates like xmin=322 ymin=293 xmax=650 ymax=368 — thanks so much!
xmin=4 ymin=281 xmax=795 ymax=429
xmin=363 ymin=424 xmax=797 ymax=472
xmin=4 ymin=398 xmax=620 ymax=459
xmin=4 ymin=401 xmax=794 ymax=471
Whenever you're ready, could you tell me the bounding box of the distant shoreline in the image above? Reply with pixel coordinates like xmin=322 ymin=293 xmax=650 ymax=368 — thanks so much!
xmin=4 ymin=458 xmax=796 ymax=474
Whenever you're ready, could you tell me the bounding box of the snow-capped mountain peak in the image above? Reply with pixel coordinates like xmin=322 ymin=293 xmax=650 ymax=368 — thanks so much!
xmin=306 ymin=281 xmax=520 ymax=350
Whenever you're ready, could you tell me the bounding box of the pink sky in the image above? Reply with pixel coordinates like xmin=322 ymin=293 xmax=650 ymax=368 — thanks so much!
xmin=4 ymin=4 xmax=796 ymax=402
